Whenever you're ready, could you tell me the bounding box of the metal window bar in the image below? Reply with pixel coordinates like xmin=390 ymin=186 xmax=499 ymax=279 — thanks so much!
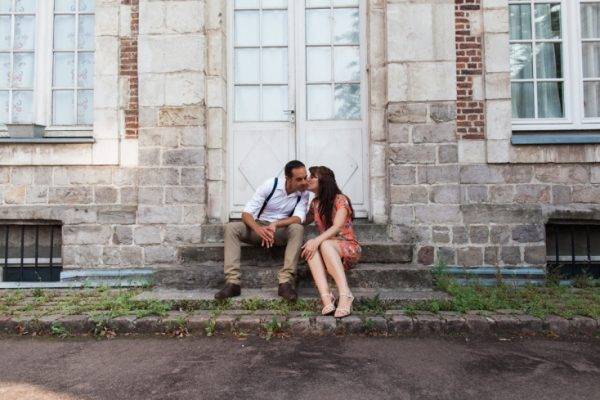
xmin=1 ymin=223 xmax=62 ymax=282
xmin=547 ymin=222 xmax=600 ymax=279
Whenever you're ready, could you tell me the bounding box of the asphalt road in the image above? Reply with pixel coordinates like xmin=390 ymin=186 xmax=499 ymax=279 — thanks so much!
xmin=0 ymin=336 xmax=599 ymax=400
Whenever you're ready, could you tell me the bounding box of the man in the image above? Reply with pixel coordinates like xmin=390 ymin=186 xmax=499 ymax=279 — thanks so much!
xmin=214 ymin=160 xmax=310 ymax=301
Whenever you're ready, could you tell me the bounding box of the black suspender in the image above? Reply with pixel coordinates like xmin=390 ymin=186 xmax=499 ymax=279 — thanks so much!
xmin=257 ymin=178 xmax=279 ymax=220
xmin=256 ymin=177 xmax=302 ymax=220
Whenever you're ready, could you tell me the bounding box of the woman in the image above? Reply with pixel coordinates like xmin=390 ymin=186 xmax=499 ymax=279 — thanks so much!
xmin=301 ymin=166 xmax=361 ymax=318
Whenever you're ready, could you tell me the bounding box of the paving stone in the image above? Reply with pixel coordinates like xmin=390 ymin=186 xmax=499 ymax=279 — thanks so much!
xmin=135 ymin=316 xmax=165 ymax=334
xmin=439 ymin=312 xmax=467 ymax=334
xmin=214 ymin=315 xmax=235 ymax=333
xmin=237 ymin=316 xmax=261 ymax=333
xmin=187 ymin=313 xmax=211 ymax=334
xmin=515 ymin=315 xmax=544 ymax=334
xmin=338 ymin=316 xmax=363 ymax=334
xmin=364 ymin=317 xmax=388 ymax=335
xmin=490 ymin=314 xmax=519 ymax=334
xmin=569 ymin=316 xmax=598 ymax=337
xmin=546 ymin=315 xmax=570 ymax=336
xmin=314 ymin=316 xmax=337 ymax=335
xmin=389 ymin=314 xmax=413 ymax=334
xmin=0 ymin=316 xmax=18 ymax=333
xmin=413 ymin=314 xmax=443 ymax=334
xmin=107 ymin=316 xmax=137 ymax=333
xmin=465 ymin=314 xmax=494 ymax=335
xmin=288 ymin=317 xmax=311 ymax=335
xmin=57 ymin=315 xmax=95 ymax=334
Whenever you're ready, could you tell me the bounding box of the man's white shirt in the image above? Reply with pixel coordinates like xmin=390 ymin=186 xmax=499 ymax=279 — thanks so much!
xmin=243 ymin=177 xmax=310 ymax=223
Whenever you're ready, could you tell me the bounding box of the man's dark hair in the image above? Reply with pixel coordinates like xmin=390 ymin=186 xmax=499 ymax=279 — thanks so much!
xmin=284 ymin=160 xmax=305 ymax=178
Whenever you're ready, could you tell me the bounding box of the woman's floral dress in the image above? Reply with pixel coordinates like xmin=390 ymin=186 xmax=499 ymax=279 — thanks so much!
xmin=311 ymin=194 xmax=361 ymax=270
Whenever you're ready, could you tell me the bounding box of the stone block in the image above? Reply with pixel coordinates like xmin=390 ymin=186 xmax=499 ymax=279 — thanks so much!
xmin=572 ymin=187 xmax=600 ymax=204
xmin=460 ymin=165 xmax=503 ymax=184
xmin=237 ymin=316 xmax=261 ymax=333
xmin=457 ymin=247 xmax=484 ymax=267
xmin=163 ymin=149 xmax=205 ymax=167
xmin=484 ymin=246 xmax=499 ymax=265
xmin=138 ymin=168 xmax=180 ymax=186
xmin=438 ymin=144 xmax=458 ymax=164
xmin=466 ymin=185 xmax=488 ymax=203
xmin=57 ymin=315 xmax=95 ymax=334
xmin=390 ymin=166 xmax=416 ymax=185
xmin=432 ymin=226 xmax=450 ymax=244
xmin=164 ymin=226 xmax=203 ymax=245
xmin=25 ymin=186 xmax=47 ymax=204
xmin=134 ymin=226 xmax=163 ymax=245
xmin=500 ymin=246 xmax=521 ymax=265
xmin=512 ymin=225 xmax=544 ymax=243
xmin=452 ymin=226 xmax=468 ymax=244
xmin=430 ymin=185 xmax=460 ymax=204
xmin=440 ymin=312 xmax=467 ymax=334
xmin=108 ymin=316 xmax=137 ymax=334
xmin=437 ymin=247 xmax=456 ymax=265
xmin=137 ymin=206 xmax=182 ymax=224
xmin=390 ymin=314 xmax=413 ymax=334
xmin=390 ymin=144 xmax=437 ymax=164
xmin=113 ymin=226 xmax=133 ymax=245
xmin=49 ymin=187 xmax=93 ymax=204
xmin=489 ymin=185 xmax=515 ymax=203
xmin=390 ymin=205 xmax=414 ymax=225
xmin=187 ymin=313 xmax=211 ymax=334
xmin=98 ymin=209 xmax=136 ymax=224
xmin=417 ymin=246 xmax=434 ymax=265
xmin=413 ymin=314 xmax=443 ymax=334
xmin=158 ymin=106 xmax=205 ymax=127
xmin=484 ymin=33 xmax=509 ymax=73
xmin=94 ymin=187 xmax=118 ymax=204
xmin=314 ymin=316 xmax=337 ymax=335
xmin=552 ymin=186 xmax=572 ymax=205
xmin=430 ymin=102 xmax=457 ymax=123
xmin=391 ymin=185 xmax=428 ymax=204
xmin=144 ymin=245 xmax=176 ymax=264
xmin=461 ymin=204 xmax=543 ymax=224
xmin=415 ymin=205 xmax=461 ymax=224
xmin=135 ymin=316 xmax=165 ymax=334
xmin=387 ymin=102 xmax=427 ymax=123
xmin=139 ymin=35 xmax=204 ymax=74
xmin=545 ymin=315 xmax=570 ymax=336
xmin=339 ymin=316 xmax=364 ymax=334
xmin=165 ymin=186 xmax=205 ymax=204
xmin=514 ymin=185 xmax=551 ymax=204
xmin=465 ymin=314 xmax=494 ymax=335
xmin=534 ymin=165 xmax=589 ymax=184
xmin=139 ymin=187 xmax=164 ymax=205
xmin=458 ymin=140 xmax=486 ymax=164
xmin=516 ymin=315 xmax=544 ymax=335
xmin=389 ymin=123 xmax=410 ymax=143
xmin=419 ymin=166 xmax=460 ymax=184
xmin=413 ymin=123 xmax=456 ymax=143
xmin=63 ymin=225 xmax=112 ymax=245
xmin=490 ymin=225 xmax=511 ymax=245
xmin=469 ymin=226 xmax=489 ymax=244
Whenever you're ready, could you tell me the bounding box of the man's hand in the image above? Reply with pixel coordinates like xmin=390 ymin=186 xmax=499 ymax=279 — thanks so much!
xmin=254 ymin=225 xmax=275 ymax=248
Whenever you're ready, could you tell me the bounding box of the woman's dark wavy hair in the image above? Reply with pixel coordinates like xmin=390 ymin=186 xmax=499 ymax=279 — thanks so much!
xmin=309 ymin=166 xmax=354 ymax=229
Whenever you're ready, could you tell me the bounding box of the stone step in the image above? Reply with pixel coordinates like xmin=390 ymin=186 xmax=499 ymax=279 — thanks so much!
xmin=178 ymin=242 xmax=412 ymax=266
xmin=200 ymin=222 xmax=391 ymax=243
xmin=133 ymin=287 xmax=450 ymax=304
xmin=153 ymin=262 xmax=433 ymax=290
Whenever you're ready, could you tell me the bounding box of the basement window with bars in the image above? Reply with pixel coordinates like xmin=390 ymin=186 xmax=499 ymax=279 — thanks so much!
xmin=0 ymin=222 xmax=62 ymax=282
xmin=546 ymin=221 xmax=600 ymax=278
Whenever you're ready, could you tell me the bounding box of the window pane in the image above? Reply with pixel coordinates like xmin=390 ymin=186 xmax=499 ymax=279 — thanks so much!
xmin=0 ymin=16 xmax=11 ymax=50
xmin=582 ymin=42 xmax=600 ymax=78
xmin=0 ymin=53 xmax=9 ymax=88
xmin=334 ymin=46 xmax=359 ymax=81
xmin=0 ymin=0 xmax=11 ymax=13
xmin=334 ymin=83 xmax=360 ymax=119
xmin=261 ymin=10 xmax=287 ymax=46
xmin=54 ymin=0 xmax=76 ymax=13
xmin=535 ymin=4 xmax=561 ymax=40
xmin=306 ymin=9 xmax=331 ymax=45
xmin=53 ymin=52 xmax=74 ymax=86
xmin=235 ymin=85 xmax=260 ymax=121
xmin=333 ymin=0 xmax=359 ymax=6
xmin=262 ymin=0 xmax=287 ymax=9
xmin=537 ymin=82 xmax=564 ymax=118
xmin=12 ymin=52 xmax=34 ymax=88
xmin=54 ymin=15 xmax=76 ymax=50
xmin=510 ymin=44 xmax=533 ymax=79
xmin=333 ymin=8 xmax=359 ymax=45
xmin=584 ymin=82 xmax=600 ymax=118
xmin=509 ymin=4 xmax=532 ymax=40
xmin=12 ymin=90 xmax=33 ymax=123
xmin=0 ymin=90 xmax=7 ymax=124
xmin=77 ymin=89 xmax=93 ymax=125
xmin=14 ymin=15 xmax=35 ymax=50
xmin=15 ymin=0 xmax=35 ymax=13
xmin=262 ymin=85 xmax=287 ymax=121
xmin=77 ymin=52 xmax=94 ymax=87
xmin=581 ymin=4 xmax=600 ymax=39
xmin=511 ymin=82 xmax=534 ymax=118
xmin=78 ymin=15 xmax=94 ymax=50
xmin=235 ymin=11 xmax=260 ymax=47
xmin=235 ymin=48 xmax=259 ymax=83
xmin=52 ymin=90 xmax=75 ymax=125
xmin=307 ymin=46 xmax=331 ymax=82
xmin=536 ymin=43 xmax=562 ymax=79
xmin=234 ymin=0 xmax=259 ymax=9
xmin=307 ymin=84 xmax=332 ymax=120
xmin=306 ymin=0 xmax=330 ymax=7
xmin=261 ymin=48 xmax=287 ymax=83
xmin=79 ymin=0 xmax=95 ymax=13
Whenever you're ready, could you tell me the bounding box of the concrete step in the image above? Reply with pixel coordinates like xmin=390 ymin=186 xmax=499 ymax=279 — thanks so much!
xmin=153 ymin=262 xmax=433 ymax=290
xmin=178 ymin=242 xmax=412 ymax=266
xmin=133 ymin=287 xmax=450 ymax=305
xmin=200 ymin=222 xmax=391 ymax=243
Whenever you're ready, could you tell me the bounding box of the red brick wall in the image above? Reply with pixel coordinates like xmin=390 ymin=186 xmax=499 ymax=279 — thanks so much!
xmin=455 ymin=0 xmax=485 ymax=139
xmin=121 ymin=0 xmax=139 ymax=138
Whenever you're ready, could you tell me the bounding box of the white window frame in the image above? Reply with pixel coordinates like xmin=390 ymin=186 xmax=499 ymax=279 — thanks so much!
xmin=511 ymin=0 xmax=600 ymax=131
xmin=1 ymin=0 xmax=93 ymax=133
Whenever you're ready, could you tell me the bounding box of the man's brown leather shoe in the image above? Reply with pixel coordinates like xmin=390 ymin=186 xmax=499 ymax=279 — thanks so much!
xmin=214 ymin=283 xmax=241 ymax=300
xmin=278 ymin=282 xmax=297 ymax=302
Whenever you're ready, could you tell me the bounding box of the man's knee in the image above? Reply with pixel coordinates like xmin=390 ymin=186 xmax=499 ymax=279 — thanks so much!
xmin=286 ymin=223 xmax=304 ymax=237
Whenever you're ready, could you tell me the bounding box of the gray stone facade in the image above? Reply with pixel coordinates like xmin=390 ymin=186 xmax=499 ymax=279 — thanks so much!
xmin=0 ymin=0 xmax=599 ymax=276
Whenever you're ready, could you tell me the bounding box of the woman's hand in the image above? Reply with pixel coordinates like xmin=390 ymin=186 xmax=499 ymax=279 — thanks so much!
xmin=301 ymin=238 xmax=320 ymax=261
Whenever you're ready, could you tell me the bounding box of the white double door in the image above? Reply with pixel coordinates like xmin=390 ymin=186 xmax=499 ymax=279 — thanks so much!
xmin=229 ymin=0 xmax=368 ymax=218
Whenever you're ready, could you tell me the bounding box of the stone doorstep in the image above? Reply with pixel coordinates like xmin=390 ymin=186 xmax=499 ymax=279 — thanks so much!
xmin=178 ymin=242 xmax=413 ymax=265
xmin=0 ymin=311 xmax=598 ymax=338
xmin=153 ymin=263 xmax=433 ymax=290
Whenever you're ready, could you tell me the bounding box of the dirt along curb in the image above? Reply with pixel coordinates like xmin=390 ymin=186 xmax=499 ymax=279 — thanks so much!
xmin=1 ymin=310 xmax=599 ymax=339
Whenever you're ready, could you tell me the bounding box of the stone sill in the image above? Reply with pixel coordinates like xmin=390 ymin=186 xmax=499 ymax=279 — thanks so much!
xmin=0 ymin=136 xmax=95 ymax=144
xmin=511 ymin=132 xmax=600 ymax=145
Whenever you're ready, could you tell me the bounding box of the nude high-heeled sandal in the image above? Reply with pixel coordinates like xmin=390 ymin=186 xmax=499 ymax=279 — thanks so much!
xmin=334 ymin=293 xmax=354 ymax=318
xmin=321 ymin=292 xmax=336 ymax=316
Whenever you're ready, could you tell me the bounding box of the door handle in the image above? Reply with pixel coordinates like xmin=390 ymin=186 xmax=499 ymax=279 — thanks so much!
xmin=283 ymin=109 xmax=295 ymax=123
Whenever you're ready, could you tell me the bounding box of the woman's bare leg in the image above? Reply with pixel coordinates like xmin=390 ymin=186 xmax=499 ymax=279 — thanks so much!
xmin=319 ymin=240 xmax=352 ymax=310
xmin=306 ymin=251 xmax=333 ymax=308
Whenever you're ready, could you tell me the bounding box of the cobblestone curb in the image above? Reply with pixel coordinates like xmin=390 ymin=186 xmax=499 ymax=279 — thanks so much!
xmin=0 ymin=311 xmax=598 ymax=339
